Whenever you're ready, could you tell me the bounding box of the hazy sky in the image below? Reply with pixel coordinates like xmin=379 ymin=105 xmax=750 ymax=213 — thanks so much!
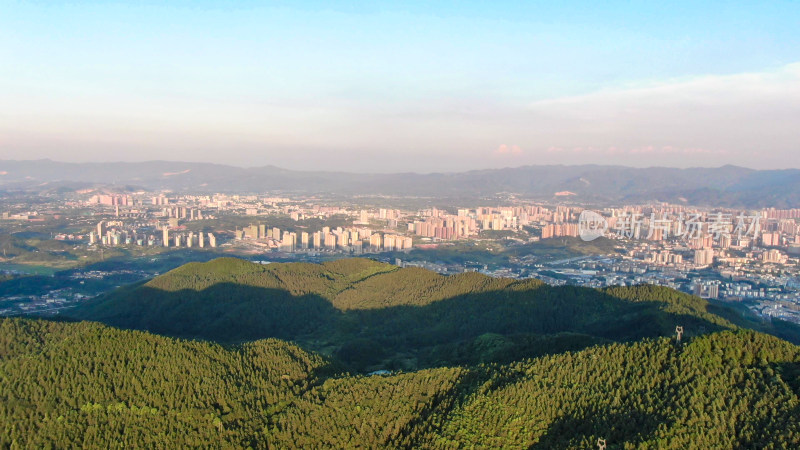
xmin=2 ymin=1 xmax=799 ymax=172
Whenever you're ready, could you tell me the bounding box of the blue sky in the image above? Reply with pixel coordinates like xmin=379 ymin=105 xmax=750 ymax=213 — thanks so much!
xmin=1 ymin=1 xmax=799 ymax=171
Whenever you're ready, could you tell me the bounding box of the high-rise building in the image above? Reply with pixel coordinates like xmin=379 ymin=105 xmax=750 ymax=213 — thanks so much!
xmin=198 ymin=232 xmax=205 ymax=248
xmin=694 ymin=282 xmax=719 ymax=299
xmin=324 ymin=233 xmax=336 ymax=249
xmin=312 ymin=231 xmax=322 ymax=249
xmin=760 ymin=249 xmax=786 ymax=263
xmin=162 ymin=227 xmax=169 ymax=247
xmin=244 ymin=225 xmax=258 ymax=239
xmin=761 ymin=232 xmax=780 ymax=247
xmin=207 ymin=233 xmax=217 ymax=248
xmin=337 ymin=233 xmax=349 ymax=249
xmin=384 ymin=234 xmax=396 ymax=251
xmin=694 ymin=248 xmax=714 ymax=266
xmin=370 ymin=234 xmax=382 ymax=251
xmin=281 ymin=231 xmax=296 ymax=252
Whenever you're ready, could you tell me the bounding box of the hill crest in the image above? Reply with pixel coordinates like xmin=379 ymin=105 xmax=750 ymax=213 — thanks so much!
xmin=67 ymin=257 xmax=800 ymax=372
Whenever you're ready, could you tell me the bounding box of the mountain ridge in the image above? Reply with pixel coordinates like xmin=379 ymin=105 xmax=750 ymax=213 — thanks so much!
xmin=2 ymin=159 xmax=799 ymax=207
xmin=68 ymin=257 xmax=800 ymax=372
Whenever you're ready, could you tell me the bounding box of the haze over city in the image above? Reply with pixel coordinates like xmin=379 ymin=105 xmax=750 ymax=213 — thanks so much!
xmin=2 ymin=1 xmax=799 ymax=172
xmin=6 ymin=2 xmax=800 ymax=448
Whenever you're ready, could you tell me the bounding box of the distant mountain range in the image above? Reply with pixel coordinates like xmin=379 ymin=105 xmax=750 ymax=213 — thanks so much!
xmin=1 ymin=159 xmax=799 ymax=207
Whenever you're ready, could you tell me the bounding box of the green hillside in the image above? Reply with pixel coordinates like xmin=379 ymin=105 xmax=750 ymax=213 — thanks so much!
xmin=70 ymin=257 xmax=800 ymax=372
xmin=0 ymin=318 xmax=331 ymax=448
xmin=6 ymin=258 xmax=800 ymax=447
xmin=1 ymin=318 xmax=799 ymax=448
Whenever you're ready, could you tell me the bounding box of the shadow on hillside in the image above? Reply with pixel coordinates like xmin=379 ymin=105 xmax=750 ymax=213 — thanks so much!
xmin=70 ymin=282 xmax=732 ymax=372
xmin=706 ymin=299 xmax=800 ymax=345
xmin=774 ymin=361 xmax=800 ymax=397
xmin=531 ymin=408 xmax=667 ymax=449
xmin=73 ymin=284 xmax=338 ymax=343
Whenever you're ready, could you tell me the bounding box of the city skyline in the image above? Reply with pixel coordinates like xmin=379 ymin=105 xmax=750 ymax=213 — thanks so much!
xmin=2 ymin=1 xmax=799 ymax=171
xmin=6 ymin=185 xmax=800 ymax=323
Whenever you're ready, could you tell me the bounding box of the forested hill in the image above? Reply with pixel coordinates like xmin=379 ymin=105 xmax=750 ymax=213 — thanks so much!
xmin=70 ymin=257 xmax=800 ymax=372
xmin=2 ymin=318 xmax=799 ymax=448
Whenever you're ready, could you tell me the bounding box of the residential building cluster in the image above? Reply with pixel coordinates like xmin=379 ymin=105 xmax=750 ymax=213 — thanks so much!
xmin=234 ymin=223 xmax=412 ymax=254
xmin=87 ymin=220 xmax=217 ymax=248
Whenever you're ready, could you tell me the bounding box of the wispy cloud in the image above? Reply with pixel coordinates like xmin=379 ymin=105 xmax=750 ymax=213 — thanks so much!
xmin=1 ymin=58 xmax=798 ymax=171
xmin=521 ymin=63 xmax=800 ymax=167
xmin=162 ymin=169 xmax=191 ymax=177
xmin=494 ymin=144 xmax=523 ymax=156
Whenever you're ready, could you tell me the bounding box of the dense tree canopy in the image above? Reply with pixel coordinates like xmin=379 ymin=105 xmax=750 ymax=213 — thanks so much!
xmin=1 ymin=319 xmax=798 ymax=448
xmin=2 ymin=258 xmax=799 ymax=447
xmin=70 ymin=258 xmax=799 ymax=371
